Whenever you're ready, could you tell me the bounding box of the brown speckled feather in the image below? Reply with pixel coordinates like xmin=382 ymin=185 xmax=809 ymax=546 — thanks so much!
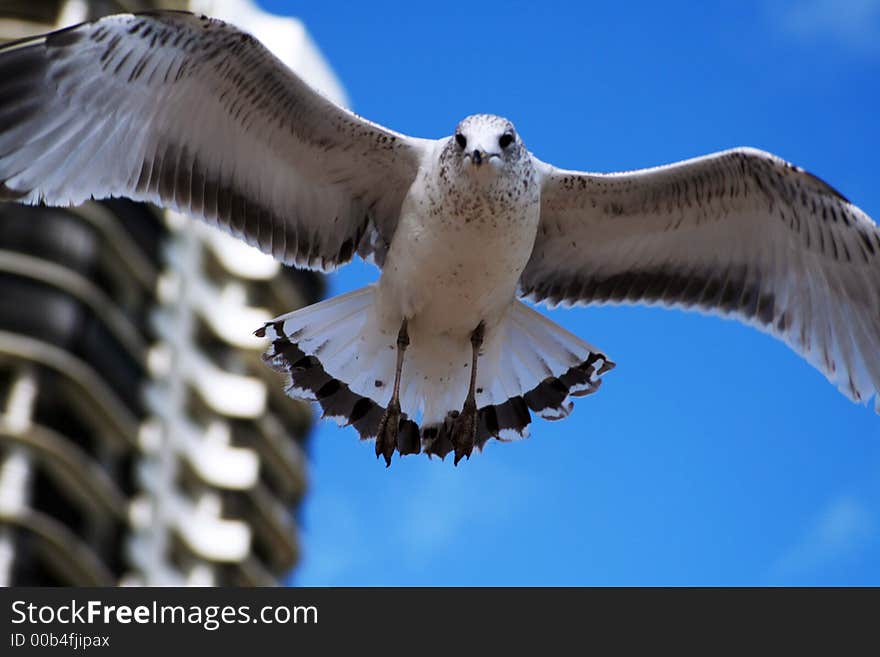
xmin=0 ymin=11 xmax=429 ymax=269
xmin=526 ymin=148 xmax=880 ymax=408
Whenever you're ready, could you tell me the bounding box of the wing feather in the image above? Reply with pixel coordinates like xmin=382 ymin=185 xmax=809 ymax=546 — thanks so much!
xmin=525 ymin=147 xmax=880 ymax=409
xmin=0 ymin=10 xmax=430 ymax=269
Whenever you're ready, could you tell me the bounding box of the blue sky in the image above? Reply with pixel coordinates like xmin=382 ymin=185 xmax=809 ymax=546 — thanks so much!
xmin=257 ymin=0 xmax=880 ymax=585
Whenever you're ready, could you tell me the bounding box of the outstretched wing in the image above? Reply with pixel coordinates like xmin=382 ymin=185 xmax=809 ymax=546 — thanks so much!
xmin=524 ymin=147 xmax=880 ymax=409
xmin=0 ymin=10 xmax=430 ymax=269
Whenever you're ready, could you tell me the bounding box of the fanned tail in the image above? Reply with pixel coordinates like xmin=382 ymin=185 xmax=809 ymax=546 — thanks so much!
xmin=420 ymin=301 xmax=614 ymax=458
xmin=258 ymin=286 xmax=422 ymax=454
xmin=258 ymin=289 xmax=614 ymax=463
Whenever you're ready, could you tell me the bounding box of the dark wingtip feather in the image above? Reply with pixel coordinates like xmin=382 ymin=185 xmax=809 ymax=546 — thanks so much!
xmin=45 ymin=23 xmax=87 ymax=48
xmin=0 ymin=182 xmax=28 ymax=201
xmin=802 ymin=169 xmax=850 ymax=204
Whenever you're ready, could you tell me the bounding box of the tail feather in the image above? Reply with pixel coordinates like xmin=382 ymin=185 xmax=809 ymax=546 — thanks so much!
xmin=260 ymin=286 xmax=614 ymax=463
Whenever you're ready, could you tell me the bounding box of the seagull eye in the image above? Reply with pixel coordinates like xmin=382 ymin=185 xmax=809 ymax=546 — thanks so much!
xmin=455 ymin=133 xmax=467 ymax=149
xmin=499 ymin=133 xmax=515 ymax=149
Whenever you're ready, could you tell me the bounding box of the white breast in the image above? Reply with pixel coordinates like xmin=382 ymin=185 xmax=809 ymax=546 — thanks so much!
xmin=377 ymin=148 xmax=541 ymax=337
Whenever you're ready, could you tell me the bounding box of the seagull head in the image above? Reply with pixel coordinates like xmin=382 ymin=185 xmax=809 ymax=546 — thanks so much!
xmin=450 ymin=114 xmax=522 ymax=177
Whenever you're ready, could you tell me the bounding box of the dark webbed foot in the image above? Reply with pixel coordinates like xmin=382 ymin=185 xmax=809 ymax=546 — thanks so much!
xmin=375 ymin=400 xmax=401 ymax=467
xmin=376 ymin=318 xmax=409 ymax=467
xmin=451 ymin=399 xmax=478 ymax=465
xmin=452 ymin=321 xmax=485 ymax=466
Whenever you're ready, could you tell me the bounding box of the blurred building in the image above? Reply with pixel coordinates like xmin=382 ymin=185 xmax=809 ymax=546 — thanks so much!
xmin=0 ymin=0 xmax=339 ymax=585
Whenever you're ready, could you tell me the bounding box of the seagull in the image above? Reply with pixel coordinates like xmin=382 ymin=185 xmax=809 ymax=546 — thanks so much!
xmin=1 ymin=11 xmax=878 ymax=466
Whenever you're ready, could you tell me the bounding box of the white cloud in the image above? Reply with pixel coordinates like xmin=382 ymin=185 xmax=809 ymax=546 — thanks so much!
xmin=771 ymin=495 xmax=874 ymax=580
xmin=772 ymin=0 xmax=880 ymax=55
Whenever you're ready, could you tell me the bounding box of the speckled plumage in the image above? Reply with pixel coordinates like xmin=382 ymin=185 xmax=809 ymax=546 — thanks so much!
xmin=0 ymin=11 xmax=878 ymax=465
xmin=379 ymin=115 xmax=541 ymax=334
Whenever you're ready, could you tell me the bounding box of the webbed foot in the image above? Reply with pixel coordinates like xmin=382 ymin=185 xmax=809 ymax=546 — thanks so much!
xmin=451 ymin=399 xmax=478 ymax=465
xmin=375 ymin=400 xmax=401 ymax=467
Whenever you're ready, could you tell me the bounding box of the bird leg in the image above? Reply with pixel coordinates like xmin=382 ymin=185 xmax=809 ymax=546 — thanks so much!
xmin=451 ymin=321 xmax=485 ymax=465
xmin=375 ymin=319 xmax=409 ymax=467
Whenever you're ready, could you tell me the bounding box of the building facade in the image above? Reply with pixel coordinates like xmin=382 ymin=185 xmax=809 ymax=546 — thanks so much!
xmin=0 ymin=0 xmax=338 ymax=585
